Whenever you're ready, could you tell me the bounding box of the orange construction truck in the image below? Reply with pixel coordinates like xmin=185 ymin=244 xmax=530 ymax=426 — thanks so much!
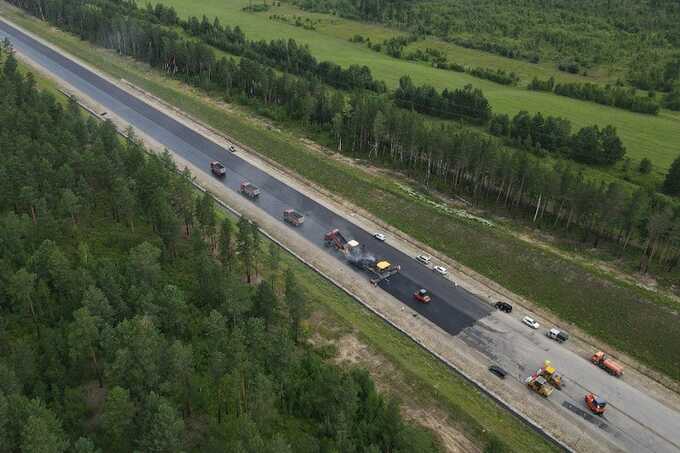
xmin=591 ymin=351 xmax=623 ymax=377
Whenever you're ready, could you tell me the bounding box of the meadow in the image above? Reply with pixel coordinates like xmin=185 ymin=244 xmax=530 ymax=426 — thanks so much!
xmin=161 ymin=0 xmax=680 ymax=170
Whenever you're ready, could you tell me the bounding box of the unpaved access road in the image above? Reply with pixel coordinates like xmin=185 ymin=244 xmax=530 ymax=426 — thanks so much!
xmin=2 ymin=15 xmax=679 ymax=453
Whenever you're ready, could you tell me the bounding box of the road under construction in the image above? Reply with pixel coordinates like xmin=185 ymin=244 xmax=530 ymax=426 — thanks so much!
xmin=2 ymin=17 xmax=679 ymax=453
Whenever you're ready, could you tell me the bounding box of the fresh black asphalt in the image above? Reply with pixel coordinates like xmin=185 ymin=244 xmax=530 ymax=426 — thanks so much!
xmin=0 ymin=20 xmax=491 ymax=335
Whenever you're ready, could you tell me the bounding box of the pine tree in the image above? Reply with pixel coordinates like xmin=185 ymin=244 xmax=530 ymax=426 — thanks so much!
xmin=237 ymin=217 xmax=254 ymax=283
xmin=218 ymin=218 xmax=235 ymax=268
xmin=663 ymin=154 xmax=680 ymax=196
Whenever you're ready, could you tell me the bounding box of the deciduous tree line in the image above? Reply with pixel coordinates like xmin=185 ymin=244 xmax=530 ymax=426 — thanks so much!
xmin=394 ymin=76 xmax=625 ymax=165
xmin=489 ymin=111 xmax=625 ymax=165
xmin=528 ymin=77 xmax=661 ymax=115
xmin=0 ymin=52 xmax=440 ymax=452
xmin=394 ymin=75 xmax=492 ymax=124
xmin=393 ymin=76 xmax=626 ymax=167
xmin=181 ymin=13 xmax=387 ymax=93
xmin=9 ymin=0 xmax=680 ymax=275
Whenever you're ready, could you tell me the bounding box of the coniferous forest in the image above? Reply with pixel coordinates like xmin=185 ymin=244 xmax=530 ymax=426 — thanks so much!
xmin=7 ymin=0 xmax=680 ymax=279
xmin=0 ymin=49 xmax=440 ymax=452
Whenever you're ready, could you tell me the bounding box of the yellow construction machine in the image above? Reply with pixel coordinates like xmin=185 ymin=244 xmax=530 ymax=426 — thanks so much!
xmin=526 ymin=374 xmax=554 ymax=397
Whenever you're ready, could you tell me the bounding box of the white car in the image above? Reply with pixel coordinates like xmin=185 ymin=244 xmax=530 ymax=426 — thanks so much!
xmin=522 ymin=316 xmax=540 ymax=329
xmin=433 ymin=266 xmax=448 ymax=275
xmin=373 ymin=232 xmax=386 ymax=241
xmin=416 ymin=255 xmax=431 ymax=265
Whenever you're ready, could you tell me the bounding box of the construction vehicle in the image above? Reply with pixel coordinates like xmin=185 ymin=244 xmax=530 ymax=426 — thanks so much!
xmin=240 ymin=181 xmax=261 ymax=199
xmin=525 ymin=374 xmax=554 ymax=398
xmin=538 ymin=361 xmax=564 ymax=389
xmin=414 ymin=289 xmax=431 ymax=303
xmin=349 ymin=254 xmax=401 ymax=285
xmin=283 ymin=209 xmax=304 ymax=226
xmin=324 ymin=229 xmax=400 ymax=284
xmin=324 ymin=229 xmax=359 ymax=254
xmin=210 ymin=161 xmax=226 ymax=177
xmin=585 ymin=393 xmax=607 ymax=415
xmin=591 ymin=351 xmax=623 ymax=377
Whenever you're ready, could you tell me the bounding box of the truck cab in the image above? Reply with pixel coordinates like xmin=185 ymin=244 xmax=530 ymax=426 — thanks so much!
xmin=585 ymin=393 xmax=607 ymax=415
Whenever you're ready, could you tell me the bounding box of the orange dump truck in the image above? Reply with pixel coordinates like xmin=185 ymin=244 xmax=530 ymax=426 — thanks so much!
xmin=591 ymin=351 xmax=623 ymax=377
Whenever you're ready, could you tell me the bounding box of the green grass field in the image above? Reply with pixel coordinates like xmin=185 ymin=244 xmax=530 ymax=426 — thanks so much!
xmin=160 ymin=0 xmax=680 ymax=171
xmin=268 ymin=3 xmax=616 ymax=85
xmin=4 ymin=0 xmax=678 ymax=382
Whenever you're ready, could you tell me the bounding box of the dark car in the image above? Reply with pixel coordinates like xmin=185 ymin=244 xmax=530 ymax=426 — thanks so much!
xmin=210 ymin=161 xmax=226 ymax=177
xmin=495 ymin=301 xmax=512 ymax=313
xmin=489 ymin=365 xmax=507 ymax=379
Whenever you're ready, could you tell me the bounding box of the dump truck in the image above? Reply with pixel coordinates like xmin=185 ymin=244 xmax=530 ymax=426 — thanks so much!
xmin=324 ymin=230 xmax=364 ymax=268
xmin=526 ymin=374 xmax=554 ymax=397
xmin=324 ymin=228 xmax=347 ymax=250
xmin=324 ymin=229 xmax=361 ymax=255
xmin=591 ymin=351 xmax=623 ymax=377
xmin=240 ymin=181 xmax=261 ymax=199
xmin=585 ymin=393 xmax=607 ymax=415
xmin=324 ymin=229 xmax=353 ymax=252
xmin=283 ymin=209 xmax=304 ymax=226
xmin=538 ymin=362 xmax=564 ymax=389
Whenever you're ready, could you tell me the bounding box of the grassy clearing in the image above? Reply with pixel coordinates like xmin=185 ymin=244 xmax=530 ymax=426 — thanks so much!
xmin=156 ymin=0 xmax=680 ymax=170
xmin=269 ymin=2 xmax=615 ymax=85
xmin=4 ymin=0 xmax=678 ymax=380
